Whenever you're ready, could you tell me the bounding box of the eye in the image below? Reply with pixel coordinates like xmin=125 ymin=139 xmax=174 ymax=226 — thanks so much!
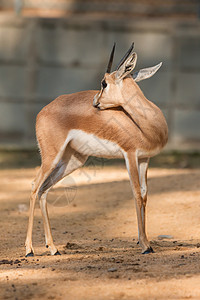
xmin=102 ymin=79 xmax=107 ymax=89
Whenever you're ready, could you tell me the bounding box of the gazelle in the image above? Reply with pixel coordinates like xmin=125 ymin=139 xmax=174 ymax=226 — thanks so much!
xmin=25 ymin=43 xmax=168 ymax=257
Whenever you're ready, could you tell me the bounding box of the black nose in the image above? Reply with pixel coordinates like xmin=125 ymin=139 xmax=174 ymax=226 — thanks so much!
xmin=93 ymin=102 xmax=100 ymax=108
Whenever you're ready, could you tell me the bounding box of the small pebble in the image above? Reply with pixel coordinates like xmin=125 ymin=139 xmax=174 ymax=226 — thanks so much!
xmin=108 ymin=268 xmax=117 ymax=272
xmin=98 ymin=246 xmax=104 ymax=251
xmin=157 ymin=235 xmax=174 ymax=240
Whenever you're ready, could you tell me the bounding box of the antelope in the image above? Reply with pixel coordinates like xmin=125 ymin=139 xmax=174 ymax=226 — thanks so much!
xmin=25 ymin=43 xmax=168 ymax=257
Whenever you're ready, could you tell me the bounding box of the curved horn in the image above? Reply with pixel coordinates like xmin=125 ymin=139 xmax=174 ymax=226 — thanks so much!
xmin=116 ymin=42 xmax=134 ymax=70
xmin=106 ymin=43 xmax=116 ymax=73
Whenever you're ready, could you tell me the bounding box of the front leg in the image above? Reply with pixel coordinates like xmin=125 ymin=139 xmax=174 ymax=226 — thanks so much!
xmin=138 ymin=157 xmax=149 ymax=239
xmin=124 ymin=152 xmax=153 ymax=254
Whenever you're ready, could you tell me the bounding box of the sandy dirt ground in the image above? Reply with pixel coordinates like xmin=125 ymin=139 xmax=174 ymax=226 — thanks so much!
xmin=0 ymin=165 xmax=200 ymax=300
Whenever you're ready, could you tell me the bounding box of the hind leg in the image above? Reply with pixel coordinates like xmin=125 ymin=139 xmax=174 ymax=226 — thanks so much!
xmin=38 ymin=149 xmax=87 ymax=255
xmin=25 ymin=167 xmax=44 ymax=257
xmin=25 ymin=189 xmax=37 ymax=256
xmin=37 ymin=160 xmax=67 ymax=255
xmin=25 ymin=166 xmax=54 ymax=257
xmin=39 ymin=189 xmax=60 ymax=255
xmin=25 ymin=140 xmax=87 ymax=257
xmin=25 ymin=164 xmax=56 ymax=257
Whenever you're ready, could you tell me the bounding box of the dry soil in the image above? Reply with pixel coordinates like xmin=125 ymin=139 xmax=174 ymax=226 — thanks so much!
xmin=0 ymin=166 xmax=200 ymax=300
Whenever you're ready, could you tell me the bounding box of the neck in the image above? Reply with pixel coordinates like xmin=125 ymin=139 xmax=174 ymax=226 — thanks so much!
xmin=121 ymin=83 xmax=156 ymax=125
xmin=120 ymin=78 xmax=168 ymax=147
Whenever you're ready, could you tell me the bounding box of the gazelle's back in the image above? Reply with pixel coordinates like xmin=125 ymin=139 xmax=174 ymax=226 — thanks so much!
xmin=37 ymin=89 xmax=168 ymax=157
xmin=37 ymin=90 xmax=145 ymax=155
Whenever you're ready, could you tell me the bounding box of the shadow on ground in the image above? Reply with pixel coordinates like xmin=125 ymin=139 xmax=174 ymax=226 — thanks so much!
xmin=0 ymin=167 xmax=200 ymax=299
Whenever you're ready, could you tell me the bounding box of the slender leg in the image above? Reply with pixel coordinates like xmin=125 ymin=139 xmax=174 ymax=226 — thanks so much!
xmin=25 ymin=168 xmax=43 ymax=257
xmin=25 ymin=190 xmax=37 ymax=256
xmin=138 ymin=158 xmax=149 ymax=238
xmin=39 ymin=190 xmax=59 ymax=255
xmin=25 ymin=161 xmax=58 ymax=257
xmin=124 ymin=152 xmax=153 ymax=254
xmin=37 ymin=151 xmax=88 ymax=255
xmin=25 ymin=165 xmax=66 ymax=257
xmin=25 ymin=143 xmax=87 ymax=257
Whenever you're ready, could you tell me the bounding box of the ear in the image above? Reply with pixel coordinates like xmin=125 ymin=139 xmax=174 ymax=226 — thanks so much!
xmin=133 ymin=62 xmax=162 ymax=82
xmin=115 ymin=52 xmax=137 ymax=82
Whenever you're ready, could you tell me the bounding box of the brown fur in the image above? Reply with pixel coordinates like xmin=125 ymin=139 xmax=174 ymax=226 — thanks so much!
xmin=25 ymin=48 xmax=168 ymax=256
xmin=37 ymin=86 xmax=168 ymax=158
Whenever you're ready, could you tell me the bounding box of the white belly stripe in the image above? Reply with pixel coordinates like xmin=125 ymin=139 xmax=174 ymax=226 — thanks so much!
xmin=68 ymin=129 xmax=124 ymax=158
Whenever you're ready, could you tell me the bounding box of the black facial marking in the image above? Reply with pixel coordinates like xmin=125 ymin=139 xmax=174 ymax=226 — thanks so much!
xmin=102 ymin=79 xmax=107 ymax=89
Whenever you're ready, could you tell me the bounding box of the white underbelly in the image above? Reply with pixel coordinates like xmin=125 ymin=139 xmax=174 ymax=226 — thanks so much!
xmin=68 ymin=129 xmax=124 ymax=158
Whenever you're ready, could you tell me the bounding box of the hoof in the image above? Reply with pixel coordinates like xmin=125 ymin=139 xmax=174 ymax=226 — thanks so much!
xmin=142 ymin=246 xmax=154 ymax=254
xmin=53 ymin=250 xmax=61 ymax=256
xmin=25 ymin=251 xmax=34 ymax=257
xmin=137 ymin=241 xmax=139 ymax=245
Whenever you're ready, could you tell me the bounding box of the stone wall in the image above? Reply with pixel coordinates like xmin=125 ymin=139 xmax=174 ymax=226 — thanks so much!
xmin=0 ymin=16 xmax=199 ymax=150
xmin=1 ymin=0 xmax=200 ymax=19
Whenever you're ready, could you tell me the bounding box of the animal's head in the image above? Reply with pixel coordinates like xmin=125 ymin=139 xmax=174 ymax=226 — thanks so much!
xmin=93 ymin=43 xmax=162 ymax=110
